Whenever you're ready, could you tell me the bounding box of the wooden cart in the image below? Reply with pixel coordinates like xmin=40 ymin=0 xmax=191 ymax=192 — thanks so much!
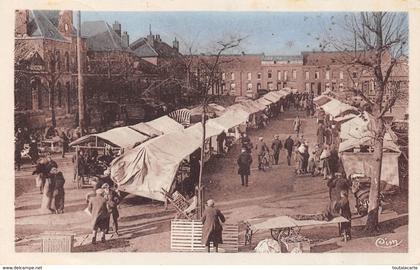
xmin=245 ymin=215 xmax=349 ymax=246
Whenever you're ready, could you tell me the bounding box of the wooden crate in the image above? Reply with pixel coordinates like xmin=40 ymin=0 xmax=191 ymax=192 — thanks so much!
xmin=41 ymin=231 xmax=74 ymax=252
xmin=171 ymin=219 xmax=239 ymax=252
xmin=280 ymin=239 xmax=311 ymax=253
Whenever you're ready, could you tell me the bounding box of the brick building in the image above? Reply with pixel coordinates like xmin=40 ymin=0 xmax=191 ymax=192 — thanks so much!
xmin=14 ymin=10 xmax=86 ymax=130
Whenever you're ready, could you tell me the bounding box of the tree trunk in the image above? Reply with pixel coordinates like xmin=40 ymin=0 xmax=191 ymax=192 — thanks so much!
xmin=198 ymin=109 xmax=206 ymax=218
xmin=365 ymin=117 xmax=385 ymax=233
xmin=50 ymin=84 xmax=56 ymax=128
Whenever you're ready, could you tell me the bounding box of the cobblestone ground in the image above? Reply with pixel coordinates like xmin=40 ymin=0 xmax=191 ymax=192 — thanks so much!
xmin=14 ymin=108 xmax=408 ymax=253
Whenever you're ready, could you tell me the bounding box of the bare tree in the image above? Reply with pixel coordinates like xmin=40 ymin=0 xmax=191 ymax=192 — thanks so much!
xmin=319 ymin=12 xmax=408 ymax=232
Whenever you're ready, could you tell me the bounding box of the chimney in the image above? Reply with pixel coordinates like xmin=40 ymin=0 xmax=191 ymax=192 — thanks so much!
xmin=153 ymin=34 xmax=161 ymax=47
xmin=147 ymin=24 xmax=154 ymax=46
xmin=173 ymin=37 xmax=179 ymax=52
xmin=121 ymin=31 xmax=129 ymax=48
xmin=58 ymin=10 xmax=73 ymax=38
xmin=113 ymin=21 xmax=121 ymax=37
xmin=15 ymin=10 xmax=28 ymax=37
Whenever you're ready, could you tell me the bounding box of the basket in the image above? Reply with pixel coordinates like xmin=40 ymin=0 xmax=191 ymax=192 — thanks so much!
xmin=280 ymin=237 xmax=311 ymax=253
xmin=41 ymin=231 xmax=74 ymax=252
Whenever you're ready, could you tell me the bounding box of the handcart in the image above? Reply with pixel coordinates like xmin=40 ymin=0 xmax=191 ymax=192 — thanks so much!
xmin=245 ymin=215 xmax=349 ymax=246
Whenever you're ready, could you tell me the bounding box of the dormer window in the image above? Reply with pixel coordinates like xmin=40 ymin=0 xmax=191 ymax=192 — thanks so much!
xmin=65 ymin=23 xmax=69 ymax=32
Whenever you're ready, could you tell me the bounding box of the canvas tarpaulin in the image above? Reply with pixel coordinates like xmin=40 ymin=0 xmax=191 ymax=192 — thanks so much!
xmin=130 ymin=122 xmax=163 ymax=137
xmin=341 ymin=152 xmax=400 ymax=186
xmin=189 ymin=103 xmax=226 ymax=117
xmin=69 ymin=126 xmax=151 ymax=149
xmin=208 ymin=109 xmax=249 ymax=132
xmin=146 ymin=115 xmax=185 ymax=134
xmin=263 ymin=91 xmax=282 ymax=103
xmin=320 ymin=99 xmax=357 ymax=118
xmin=256 ymin=98 xmax=272 ymax=107
xmin=110 ymin=128 xmax=202 ymax=201
xmin=109 ymin=121 xmax=224 ymax=201
xmin=313 ymin=95 xmax=332 ymax=107
xmin=240 ymin=99 xmax=266 ymax=112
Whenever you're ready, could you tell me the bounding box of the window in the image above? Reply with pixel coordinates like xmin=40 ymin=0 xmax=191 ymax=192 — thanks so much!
xmin=325 ymin=70 xmax=330 ymax=80
xmin=64 ymin=23 xmax=69 ymax=31
xmin=66 ymin=82 xmax=71 ymax=113
xmin=268 ymin=70 xmax=272 ymax=79
xmin=222 ymin=73 xmax=226 ymax=80
xmin=352 ymin=72 xmax=357 ymax=79
xmin=284 ymin=71 xmax=288 ymax=80
xmin=305 ymin=83 xmax=310 ymax=91
xmin=332 ymin=82 xmax=337 ymax=91
xmin=247 ymin=83 xmax=252 ymax=91
xmin=231 ymin=72 xmax=235 ymax=80
xmin=315 ymin=71 xmax=320 ymax=80
xmin=257 ymin=73 xmax=262 ymax=80
xmin=267 ymin=82 xmax=273 ymax=90
xmin=277 ymin=71 xmax=282 ymax=80
xmin=230 ymin=83 xmax=236 ymax=91
xmin=292 ymin=70 xmax=297 ymax=80
xmin=305 ymin=71 xmax=309 ymax=80
xmin=247 ymin=72 xmax=252 ymax=81
xmin=64 ymin=52 xmax=70 ymax=72
xmin=325 ymin=82 xmax=330 ymax=91
xmin=369 ymin=81 xmax=375 ymax=95
xmin=339 ymin=71 xmax=344 ymax=80
xmin=339 ymin=83 xmax=344 ymax=91
xmin=362 ymin=81 xmax=369 ymax=94
xmin=257 ymin=83 xmax=261 ymax=90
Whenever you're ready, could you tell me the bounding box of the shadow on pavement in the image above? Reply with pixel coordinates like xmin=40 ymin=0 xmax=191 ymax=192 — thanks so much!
xmin=73 ymin=238 xmax=130 ymax=252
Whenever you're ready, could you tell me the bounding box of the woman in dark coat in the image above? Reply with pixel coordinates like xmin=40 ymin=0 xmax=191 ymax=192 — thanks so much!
xmin=88 ymin=188 xmax=110 ymax=244
xmin=201 ymin=199 xmax=225 ymax=252
xmin=50 ymin=167 xmax=65 ymax=214
xmin=237 ymin=148 xmax=252 ymax=187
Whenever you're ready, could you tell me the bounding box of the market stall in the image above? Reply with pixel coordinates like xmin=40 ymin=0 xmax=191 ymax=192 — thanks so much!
xmin=145 ymin=115 xmax=185 ymax=134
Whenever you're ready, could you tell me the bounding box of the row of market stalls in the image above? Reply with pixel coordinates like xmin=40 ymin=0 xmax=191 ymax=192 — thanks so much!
xmin=313 ymin=94 xmax=401 ymax=188
xmin=105 ymin=89 xmax=292 ymax=201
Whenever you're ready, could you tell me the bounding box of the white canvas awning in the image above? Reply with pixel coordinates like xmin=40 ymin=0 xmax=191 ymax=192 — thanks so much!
xmin=146 ymin=115 xmax=185 ymax=134
xmin=110 ymin=128 xmax=202 ymax=201
xmin=130 ymin=122 xmax=163 ymax=137
xmin=263 ymin=91 xmax=282 ymax=103
xmin=320 ymin=99 xmax=358 ymax=118
xmin=208 ymin=109 xmax=249 ymax=131
xmin=341 ymin=152 xmax=400 ymax=186
xmin=256 ymin=98 xmax=272 ymax=107
xmin=69 ymin=126 xmax=151 ymax=149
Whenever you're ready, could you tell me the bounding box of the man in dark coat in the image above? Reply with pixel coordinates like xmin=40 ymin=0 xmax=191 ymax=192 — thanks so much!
xmin=316 ymin=123 xmax=325 ymax=146
xmin=216 ymin=131 xmax=227 ymax=155
xmin=271 ymin=135 xmax=282 ymax=165
xmin=201 ymin=199 xmax=225 ymax=252
xmin=255 ymin=137 xmax=269 ymax=170
xmin=335 ymin=190 xmax=352 ymax=240
xmin=284 ymin=135 xmax=294 ymax=166
xmin=88 ymin=188 xmax=109 ymax=244
xmin=237 ymin=148 xmax=252 ymax=186
xmin=60 ymin=130 xmax=70 ymax=158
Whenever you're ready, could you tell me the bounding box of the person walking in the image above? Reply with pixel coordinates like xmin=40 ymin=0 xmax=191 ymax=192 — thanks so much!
xmin=216 ymin=131 xmax=226 ymax=155
xmin=28 ymin=135 xmax=39 ymax=165
xmin=102 ymin=183 xmax=121 ymax=236
xmin=237 ymin=148 xmax=252 ymax=187
xmin=271 ymin=135 xmax=282 ymax=165
xmin=317 ymin=123 xmax=325 ymax=147
xmin=255 ymin=137 xmax=269 ymax=170
xmin=60 ymin=130 xmax=70 ymax=158
xmin=40 ymin=166 xmax=56 ymax=214
xmin=293 ymin=116 xmax=301 ymax=135
xmin=201 ymin=199 xmax=225 ymax=253
xmin=284 ymin=135 xmax=294 ymax=166
xmin=88 ymin=188 xmax=110 ymax=244
xmin=50 ymin=167 xmax=65 ymax=214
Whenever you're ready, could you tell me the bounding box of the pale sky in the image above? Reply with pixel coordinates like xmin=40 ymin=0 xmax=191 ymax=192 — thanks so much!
xmin=75 ymin=11 xmax=408 ymax=55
